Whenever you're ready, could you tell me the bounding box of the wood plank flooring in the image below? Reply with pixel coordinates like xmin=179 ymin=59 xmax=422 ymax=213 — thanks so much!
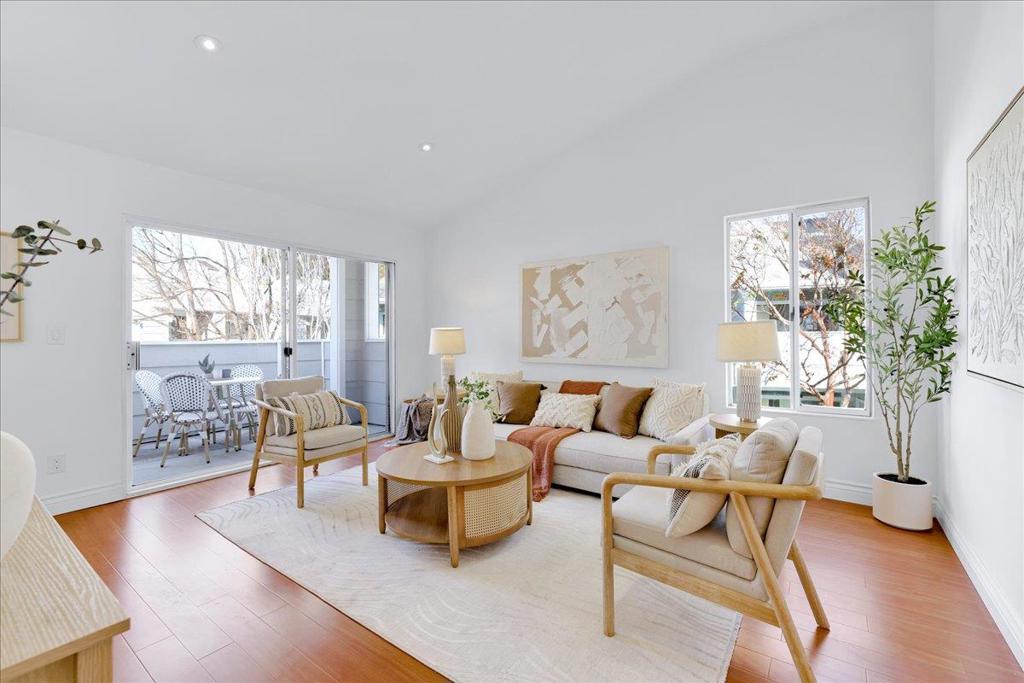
xmin=56 ymin=443 xmax=1023 ymax=683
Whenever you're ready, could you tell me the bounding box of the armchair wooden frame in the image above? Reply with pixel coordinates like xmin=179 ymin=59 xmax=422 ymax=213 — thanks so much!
xmin=247 ymin=397 xmax=369 ymax=508
xmin=602 ymin=444 xmax=830 ymax=683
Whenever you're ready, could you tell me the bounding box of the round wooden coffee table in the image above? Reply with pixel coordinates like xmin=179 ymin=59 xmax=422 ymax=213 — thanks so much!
xmin=375 ymin=441 xmax=533 ymax=567
xmin=709 ymin=413 xmax=771 ymax=440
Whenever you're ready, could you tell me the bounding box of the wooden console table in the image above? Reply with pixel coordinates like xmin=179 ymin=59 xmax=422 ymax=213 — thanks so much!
xmin=0 ymin=500 xmax=129 ymax=682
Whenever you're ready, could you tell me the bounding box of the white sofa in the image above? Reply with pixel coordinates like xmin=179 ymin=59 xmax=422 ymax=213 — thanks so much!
xmin=492 ymin=380 xmax=713 ymax=496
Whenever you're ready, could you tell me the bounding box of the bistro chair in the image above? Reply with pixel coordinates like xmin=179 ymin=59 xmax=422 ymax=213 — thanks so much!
xmin=133 ymin=370 xmax=171 ymax=457
xmin=227 ymin=364 xmax=263 ymax=443
xmin=159 ymin=373 xmax=228 ymax=467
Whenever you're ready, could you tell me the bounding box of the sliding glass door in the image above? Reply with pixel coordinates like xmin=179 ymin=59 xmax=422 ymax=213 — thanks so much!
xmin=128 ymin=223 xmax=393 ymax=489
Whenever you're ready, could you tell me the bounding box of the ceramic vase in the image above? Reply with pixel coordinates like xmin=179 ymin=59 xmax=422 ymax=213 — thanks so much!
xmin=1 ymin=431 xmax=36 ymax=558
xmin=461 ymin=399 xmax=496 ymax=460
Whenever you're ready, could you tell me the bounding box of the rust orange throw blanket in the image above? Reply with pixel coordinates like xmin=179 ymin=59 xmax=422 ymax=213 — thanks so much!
xmin=507 ymin=426 xmax=579 ymax=501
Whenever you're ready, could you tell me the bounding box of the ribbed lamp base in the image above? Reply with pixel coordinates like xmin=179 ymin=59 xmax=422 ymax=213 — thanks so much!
xmin=735 ymin=363 xmax=762 ymax=422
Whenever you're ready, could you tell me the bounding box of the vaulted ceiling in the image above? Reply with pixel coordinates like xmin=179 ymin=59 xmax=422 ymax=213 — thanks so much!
xmin=1 ymin=1 xmax=875 ymax=227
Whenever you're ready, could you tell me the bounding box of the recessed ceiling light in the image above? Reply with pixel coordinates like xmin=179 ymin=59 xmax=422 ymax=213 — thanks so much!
xmin=420 ymin=143 xmax=432 ymax=152
xmin=194 ymin=35 xmax=221 ymax=52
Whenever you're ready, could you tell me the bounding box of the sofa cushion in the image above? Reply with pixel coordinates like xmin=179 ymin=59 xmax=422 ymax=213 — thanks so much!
xmin=614 ymin=485 xmax=756 ymax=580
xmin=638 ymin=379 xmax=706 ymax=441
xmin=559 ymin=380 xmax=608 ymax=395
xmin=265 ymin=423 xmax=365 ymax=452
xmin=725 ymin=417 xmax=800 ymax=558
xmin=494 ymin=424 xmax=669 ymax=475
xmin=470 ymin=370 xmax=523 ymax=410
xmin=530 ymin=393 xmax=601 ymax=432
xmin=495 ymin=381 xmax=544 ymax=424
xmin=593 ymin=382 xmax=653 ymax=438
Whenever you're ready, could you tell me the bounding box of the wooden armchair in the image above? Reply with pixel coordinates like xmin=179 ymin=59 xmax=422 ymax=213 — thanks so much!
xmin=247 ymin=376 xmax=369 ymax=508
xmin=601 ymin=429 xmax=829 ymax=683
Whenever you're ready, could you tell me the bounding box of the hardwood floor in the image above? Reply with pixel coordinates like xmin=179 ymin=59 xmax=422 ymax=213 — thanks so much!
xmin=57 ymin=443 xmax=1023 ymax=683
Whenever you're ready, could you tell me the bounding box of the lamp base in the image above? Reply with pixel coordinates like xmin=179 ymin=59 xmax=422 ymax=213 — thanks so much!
xmin=736 ymin=363 xmax=762 ymax=422
xmin=423 ymin=453 xmax=455 ymax=464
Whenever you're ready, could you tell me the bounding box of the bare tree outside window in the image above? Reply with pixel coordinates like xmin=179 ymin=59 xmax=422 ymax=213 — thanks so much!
xmin=728 ymin=203 xmax=867 ymax=411
xmin=132 ymin=227 xmax=331 ymax=342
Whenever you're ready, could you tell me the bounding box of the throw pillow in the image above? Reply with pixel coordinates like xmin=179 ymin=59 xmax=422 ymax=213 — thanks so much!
xmin=530 ymin=393 xmax=601 ymax=432
xmin=638 ymin=379 xmax=706 ymax=441
xmin=592 ymin=382 xmax=653 ymax=438
xmin=559 ymin=380 xmax=608 ymax=395
xmin=470 ymin=370 xmax=524 ymax=410
xmin=666 ymin=434 xmax=741 ymax=537
xmin=265 ymin=391 xmax=353 ymax=437
xmin=725 ymin=417 xmax=800 ymax=558
xmin=495 ymin=381 xmax=544 ymax=424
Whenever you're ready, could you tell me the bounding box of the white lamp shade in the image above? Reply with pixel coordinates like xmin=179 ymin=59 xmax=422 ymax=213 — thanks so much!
xmin=717 ymin=321 xmax=781 ymax=363
xmin=429 ymin=327 xmax=466 ymax=355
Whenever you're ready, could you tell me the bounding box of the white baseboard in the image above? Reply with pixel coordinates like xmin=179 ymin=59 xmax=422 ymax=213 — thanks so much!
xmin=40 ymin=483 xmax=125 ymax=515
xmin=823 ymin=478 xmax=873 ymax=505
xmin=935 ymin=500 xmax=1024 ymax=669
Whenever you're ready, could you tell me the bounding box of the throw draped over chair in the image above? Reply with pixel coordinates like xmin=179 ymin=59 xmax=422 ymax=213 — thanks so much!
xmin=602 ymin=426 xmax=829 ymax=683
xmin=133 ymin=369 xmax=170 ymax=456
xmin=159 ymin=373 xmax=227 ymax=467
xmin=227 ymin=364 xmax=263 ymax=443
xmin=248 ymin=376 xmax=369 ymax=508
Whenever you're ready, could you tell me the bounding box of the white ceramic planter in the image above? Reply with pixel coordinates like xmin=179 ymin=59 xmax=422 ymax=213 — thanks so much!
xmin=461 ymin=400 xmax=496 ymax=460
xmin=872 ymin=472 xmax=933 ymax=531
xmin=1 ymin=431 xmax=37 ymax=558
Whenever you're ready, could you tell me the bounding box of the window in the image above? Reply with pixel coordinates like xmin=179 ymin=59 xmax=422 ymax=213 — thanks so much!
xmin=726 ymin=199 xmax=869 ymax=413
xmin=364 ymin=261 xmax=387 ymax=341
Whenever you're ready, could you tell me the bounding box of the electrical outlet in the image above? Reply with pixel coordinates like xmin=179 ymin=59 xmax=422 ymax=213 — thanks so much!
xmin=46 ymin=453 xmax=67 ymax=475
xmin=46 ymin=324 xmax=67 ymax=345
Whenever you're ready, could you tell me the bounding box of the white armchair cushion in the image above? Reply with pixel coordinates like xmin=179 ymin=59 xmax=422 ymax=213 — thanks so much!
xmin=725 ymin=417 xmax=800 ymax=558
xmin=666 ymin=434 xmax=740 ymax=537
xmin=530 ymin=393 xmax=601 ymax=432
xmin=264 ymin=424 xmax=365 ymax=454
xmin=638 ymin=380 xmax=705 ymax=441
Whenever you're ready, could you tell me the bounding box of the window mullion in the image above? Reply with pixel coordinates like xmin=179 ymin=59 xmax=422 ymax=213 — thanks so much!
xmin=789 ymin=210 xmax=800 ymax=410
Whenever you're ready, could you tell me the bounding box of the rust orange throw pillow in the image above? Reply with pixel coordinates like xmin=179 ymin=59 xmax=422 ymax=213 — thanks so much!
xmin=559 ymin=380 xmax=607 ymax=395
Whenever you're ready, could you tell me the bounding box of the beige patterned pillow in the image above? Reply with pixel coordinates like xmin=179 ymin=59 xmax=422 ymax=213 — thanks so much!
xmin=638 ymin=379 xmax=705 ymax=441
xmin=665 ymin=435 xmax=740 ymax=537
xmin=266 ymin=391 xmax=352 ymax=436
xmin=470 ymin=371 xmax=524 ymax=410
xmin=529 ymin=393 xmax=601 ymax=432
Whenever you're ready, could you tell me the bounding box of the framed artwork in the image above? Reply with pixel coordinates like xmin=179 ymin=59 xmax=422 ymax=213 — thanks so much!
xmin=966 ymin=86 xmax=1024 ymax=389
xmin=0 ymin=231 xmax=23 ymax=343
xmin=520 ymin=246 xmax=669 ymax=367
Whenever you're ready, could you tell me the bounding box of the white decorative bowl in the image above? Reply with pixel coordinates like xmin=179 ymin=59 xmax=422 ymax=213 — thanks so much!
xmin=1 ymin=431 xmax=37 ymax=558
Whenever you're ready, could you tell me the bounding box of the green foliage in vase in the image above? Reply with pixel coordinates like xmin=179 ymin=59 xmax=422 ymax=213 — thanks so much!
xmin=458 ymin=376 xmax=497 ymax=420
xmin=826 ymin=201 xmax=958 ymax=483
xmin=0 ymin=221 xmax=103 ymax=316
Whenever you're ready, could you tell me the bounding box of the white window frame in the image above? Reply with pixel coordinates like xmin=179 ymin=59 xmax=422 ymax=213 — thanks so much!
xmin=723 ymin=197 xmax=872 ymax=417
xmin=364 ymin=261 xmax=386 ymax=342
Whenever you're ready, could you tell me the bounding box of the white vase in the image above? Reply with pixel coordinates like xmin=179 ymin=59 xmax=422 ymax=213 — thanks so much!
xmin=872 ymin=472 xmax=933 ymax=531
xmin=461 ymin=400 xmax=496 ymax=460
xmin=1 ymin=431 xmax=37 ymax=558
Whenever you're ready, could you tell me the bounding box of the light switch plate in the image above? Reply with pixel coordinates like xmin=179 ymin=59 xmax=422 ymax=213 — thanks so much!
xmin=46 ymin=324 xmax=66 ymax=345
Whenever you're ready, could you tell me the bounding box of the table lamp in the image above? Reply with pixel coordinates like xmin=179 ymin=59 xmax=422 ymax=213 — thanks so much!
xmin=428 ymin=327 xmax=466 ymax=457
xmin=718 ymin=320 xmax=781 ymax=422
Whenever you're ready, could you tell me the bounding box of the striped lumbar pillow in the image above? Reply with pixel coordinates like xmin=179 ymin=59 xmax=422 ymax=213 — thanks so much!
xmin=665 ymin=434 xmax=740 ymax=537
xmin=266 ymin=391 xmax=352 ymax=436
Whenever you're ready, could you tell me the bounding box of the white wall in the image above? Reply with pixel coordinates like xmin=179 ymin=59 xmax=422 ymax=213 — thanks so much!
xmin=428 ymin=3 xmax=937 ymax=500
xmin=933 ymin=0 xmax=1024 ymax=666
xmin=0 ymin=126 xmax=429 ymax=513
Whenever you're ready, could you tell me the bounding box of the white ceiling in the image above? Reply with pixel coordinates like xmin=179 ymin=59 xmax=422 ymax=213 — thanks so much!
xmin=1 ymin=1 xmax=874 ymax=227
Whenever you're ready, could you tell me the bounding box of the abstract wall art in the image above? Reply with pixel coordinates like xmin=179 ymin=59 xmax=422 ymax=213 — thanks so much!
xmin=520 ymin=246 xmax=669 ymax=367
xmin=966 ymin=86 xmax=1024 ymax=389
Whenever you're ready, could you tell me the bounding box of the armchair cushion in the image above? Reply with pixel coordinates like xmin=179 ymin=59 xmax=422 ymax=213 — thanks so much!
xmin=666 ymin=434 xmax=740 ymax=537
xmin=264 ymin=424 xmax=366 ymax=454
xmin=725 ymin=418 xmax=800 ymax=558
xmin=265 ymin=391 xmax=352 ymax=436
xmin=613 ymin=484 xmax=756 ymax=580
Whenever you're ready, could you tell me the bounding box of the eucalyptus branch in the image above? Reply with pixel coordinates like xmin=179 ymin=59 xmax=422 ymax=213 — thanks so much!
xmin=1 ymin=221 xmax=103 ymax=315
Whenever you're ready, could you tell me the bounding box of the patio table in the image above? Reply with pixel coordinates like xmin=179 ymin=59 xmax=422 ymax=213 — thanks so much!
xmin=208 ymin=376 xmax=255 ymax=450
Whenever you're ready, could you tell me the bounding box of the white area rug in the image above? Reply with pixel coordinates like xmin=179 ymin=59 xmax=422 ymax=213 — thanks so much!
xmin=198 ymin=465 xmax=740 ymax=682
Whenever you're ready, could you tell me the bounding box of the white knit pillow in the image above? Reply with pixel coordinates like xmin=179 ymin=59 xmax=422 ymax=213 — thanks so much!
xmin=530 ymin=393 xmax=601 ymax=432
xmin=665 ymin=435 xmax=740 ymax=537
xmin=638 ymin=379 xmax=705 ymax=441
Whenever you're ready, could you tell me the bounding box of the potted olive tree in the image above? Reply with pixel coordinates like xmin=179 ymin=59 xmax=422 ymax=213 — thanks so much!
xmin=828 ymin=202 xmax=957 ymax=530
